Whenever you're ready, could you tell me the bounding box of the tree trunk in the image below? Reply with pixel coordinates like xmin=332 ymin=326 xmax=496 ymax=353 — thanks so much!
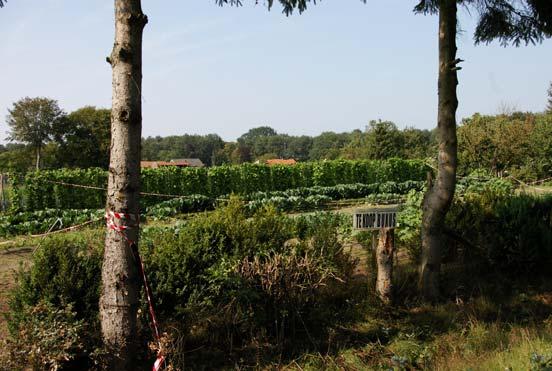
xmin=376 ymin=228 xmax=395 ymax=305
xmin=100 ymin=1 xmax=147 ymax=369
xmin=419 ymin=0 xmax=458 ymax=301
xmin=35 ymin=146 xmax=41 ymax=170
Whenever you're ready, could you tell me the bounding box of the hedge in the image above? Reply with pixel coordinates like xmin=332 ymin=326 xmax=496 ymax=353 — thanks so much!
xmin=14 ymin=159 xmax=429 ymax=211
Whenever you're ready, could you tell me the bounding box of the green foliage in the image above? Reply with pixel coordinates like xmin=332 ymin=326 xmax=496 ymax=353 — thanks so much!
xmin=244 ymin=181 xmax=422 ymax=201
xmin=450 ymin=192 xmax=552 ymax=272
xmin=142 ymin=133 xmax=224 ymax=166
xmin=1 ymin=178 xmax=424 ymax=237
xmin=415 ymin=0 xmax=552 ymax=47
xmin=396 ymin=174 xmax=552 ymax=269
xmin=218 ymin=0 xmax=320 ymax=16
xmin=246 ymin=194 xmax=331 ymax=213
xmin=18 ymin=159 xmax=428 ymax=211
xmin=1 ymin=180 xmax=421 ymax=237
xmin=140 ymin=200 xmax=294 ymax=318
xmin=4 ymin=231 xmax=103 ymax=368
xmin=3 ymin=302 xmax=88 ymax=370
xmin=139 ymin=201 xmax=356 ymax=356
xmin=6 ymin=202 xmax=355 ymax=369
xmin=292 ymin=211 xmax=352 ymax=240
xmin=456 ymin=169 xmax=514 ymax=197
xmin=458 ymin=112 xmax=552 ymax=180
xmin=0 ymin=208 xmax=103 ymax=237
xmin=1 ymin=104 xmax=113 ymax=172
xmin=146 ymin=195 xmax=215 ymax=220
xmin=6 ymin=97 xmax=65 ymax=166
xmin=55 ymin=106 xmax=111 ymax=169
xmin=7 ymin=231 xmax=103 ymax=327
xmin=309 ymin=131 xmax=352 ymax=160
xmin=397 ymin=189 xmax=425 ymax=262
xmin=0 ymin=144 xmax=35 ymax=173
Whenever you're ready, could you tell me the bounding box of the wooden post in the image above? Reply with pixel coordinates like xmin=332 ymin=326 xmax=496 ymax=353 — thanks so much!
xmin=376 ymin=227 xmax=395 ymax=305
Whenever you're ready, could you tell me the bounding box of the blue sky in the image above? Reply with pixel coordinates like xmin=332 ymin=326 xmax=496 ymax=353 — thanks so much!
xmin=0 ymin=0 xmax=550 ymax=143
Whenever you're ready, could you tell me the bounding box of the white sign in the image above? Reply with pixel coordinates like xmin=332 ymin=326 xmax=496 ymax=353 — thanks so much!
xmin=353 ymin=206 xmax=399 ymax=230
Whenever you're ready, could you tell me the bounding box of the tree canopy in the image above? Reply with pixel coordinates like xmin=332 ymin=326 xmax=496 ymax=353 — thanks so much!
xmin=217 ymin=0 xmax=323 ymax=15
xmin=414 ymin=0 xmax=552 ymax=46
xmin=6 ymin=97 xmax=65 ymax=169
xmin=6 ymin=97 xmax=64 ymax=147
xmin=55 ymin=107 xmax=112 ymax=169
xmin=458 ymin=111 xmax=552 ymax=179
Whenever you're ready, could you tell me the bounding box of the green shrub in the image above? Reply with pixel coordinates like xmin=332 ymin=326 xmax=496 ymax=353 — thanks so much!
xmin=7 ymin=231 xmax=103 ymax=330
xmin=449 ymin=193 xmax=552 ymax=272
xmin=140 ymin=200 xmax=297 ymax=318
xmin=396 ymin=189 xmax=425 ymax=262
xmin=139 ymin=200 xmax=356 ymax=359
xmin=395 ymin=173 xmax=552 ymax=273
xmin=292 ymin=211 xmax=352 ymax=240
xmin=5 ymin=231 xmax=103 ymax=369
xmin=3 ymin=301 xmax=88 ymax=370
xmin=6 ymin=202 xmax=357 ymax=368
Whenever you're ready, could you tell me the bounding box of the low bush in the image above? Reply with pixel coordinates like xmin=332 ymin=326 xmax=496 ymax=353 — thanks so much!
xmin=2 ymin=302 xmax=88 ymax=370
xmin=6 ymin=201 xmax=356 ymax=369
xmin=7 ymin=231 xmax=103 ymax=328
xmin=5 ymin=231 xmax=103 ymax=368
xmin=450 ymin=193 xmax=552 ymax=272
xmin=396 ymin=174 xmax=552 ymax=273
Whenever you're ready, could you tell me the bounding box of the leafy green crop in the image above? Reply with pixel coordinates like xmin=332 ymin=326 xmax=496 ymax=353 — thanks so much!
xmin=16 ymin=159 xmax=429 ymax=211
xmin=0 ymin=180 xmax=424 ymax=237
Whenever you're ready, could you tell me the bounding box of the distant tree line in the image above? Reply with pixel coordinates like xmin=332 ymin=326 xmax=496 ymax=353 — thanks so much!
xmin=143 ymin=121 xmax=437 ymax=166
xmin=2 ymin=96 xmax=551 ymax=181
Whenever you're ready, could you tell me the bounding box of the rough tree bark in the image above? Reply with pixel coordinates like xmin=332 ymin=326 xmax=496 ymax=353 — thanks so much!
xmin=376 ymin=228 xmax=395 ymax=305
xmin=100 ymin=0 xmax=147 ymax=369
xmin=419 ymin=0 xmax=459 ymax=301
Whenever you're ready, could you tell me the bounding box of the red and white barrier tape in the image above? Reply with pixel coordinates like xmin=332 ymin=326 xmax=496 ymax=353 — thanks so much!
xmin=105 ymin=210 xmax=165 ymax=371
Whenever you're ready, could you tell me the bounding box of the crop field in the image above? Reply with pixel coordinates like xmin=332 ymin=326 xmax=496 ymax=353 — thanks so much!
xmin=2 ymin=162 xmax=551 ymax=369
xmin=2 ymin=0 xmax=552 ymax=367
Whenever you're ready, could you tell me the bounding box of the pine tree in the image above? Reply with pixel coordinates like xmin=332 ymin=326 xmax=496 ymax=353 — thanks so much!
xmin=415 ymin=0 xmax=551 ymax=300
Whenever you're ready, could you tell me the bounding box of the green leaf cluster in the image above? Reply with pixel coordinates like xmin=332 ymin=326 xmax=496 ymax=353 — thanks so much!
xmin=17 ymin=159 xmax=428 ymax=211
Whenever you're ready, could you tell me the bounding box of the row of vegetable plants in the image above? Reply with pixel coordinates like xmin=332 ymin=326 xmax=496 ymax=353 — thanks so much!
xmin=11 ymin=158 xmax=428 ymax=211
xmin=0 ymin=209 xmax=105 ymax=237
xmin=0 ymin=179 xmax=422 ymax=237
xmin=242 ymin=180 xmax=424 ymax=201
xmin=4 ymin=174 xmax=516 ymax=238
